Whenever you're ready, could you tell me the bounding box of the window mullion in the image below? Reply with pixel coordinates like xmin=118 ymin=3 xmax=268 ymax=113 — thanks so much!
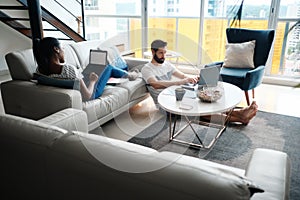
xmin=197 ymin=0 xmax=205 ymax=67
xmin=142 ymin=0 xmax=148 ymax=56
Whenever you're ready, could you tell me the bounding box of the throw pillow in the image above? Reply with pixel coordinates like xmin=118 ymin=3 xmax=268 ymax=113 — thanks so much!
xmin=223 ymin=40 xmax=256 ymax=69
xmin=33 ymin=73 xmax=80 ymax=90
xmin=98 ymin=45 xmax=128 ymax=71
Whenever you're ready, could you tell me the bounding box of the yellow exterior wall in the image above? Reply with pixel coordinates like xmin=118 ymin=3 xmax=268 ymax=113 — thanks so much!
xmin=129 ymin=18 xmax=287 ymax=75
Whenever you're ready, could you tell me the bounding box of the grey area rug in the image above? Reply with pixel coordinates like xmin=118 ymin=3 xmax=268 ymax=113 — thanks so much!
xmin=128 ymin=111 xmax=300 ymax=200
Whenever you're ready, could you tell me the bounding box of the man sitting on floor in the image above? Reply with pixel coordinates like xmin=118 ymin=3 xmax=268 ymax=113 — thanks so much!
xmin=141 ymin=39 xmax=258 ymax=125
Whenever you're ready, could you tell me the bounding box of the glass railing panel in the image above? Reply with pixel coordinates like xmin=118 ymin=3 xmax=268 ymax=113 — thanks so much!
xmin=202 ymin=18 xmax=228 ymax=64
xmin=128 ymin=19 xmax=142 ymax=58
xmin=229 ymin=19 xmax=269 ymax=30
xmin=177 ymin=18 xmax=200 ymax=65
xmin=271 ymin=21 xmax=286 ymax=76
xmin=272 ymin=21 xmax=300 ymax=77
xmin=145 ymin=17 xmax=200 ymax=65
xmin=147 ymin=18 xmax=177 ymax=51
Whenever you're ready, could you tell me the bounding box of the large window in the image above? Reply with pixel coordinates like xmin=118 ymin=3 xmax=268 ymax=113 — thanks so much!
xmin=147 ymin=0 xmax=201 ymax=65
xmin=84 ymin=0 xmax=141 ymax=54
xmin=200 ymin=0 xmax=275 ymax=71
xmin=84 ymin=0 xmax=300 ymax=80
xmin=273 ymin=0 xmax=300 ymax=77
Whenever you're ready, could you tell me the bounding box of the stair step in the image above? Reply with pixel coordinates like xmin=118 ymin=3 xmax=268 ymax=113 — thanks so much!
xmin=15 ymin=27 xmax=31 ymax=30
xmin=0 ymin=17 xmax=29 ymax=21
xmin=57 ymin=38 xmax=73 ymax=41
xmin=0 ymin=6 xmax=27 ymax=10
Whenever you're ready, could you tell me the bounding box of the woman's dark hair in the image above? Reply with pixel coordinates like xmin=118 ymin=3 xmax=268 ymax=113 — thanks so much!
xmin=34 ymin=37 xmax=60 ymax=75
xmin=151 ymin=39 xmax=167 ymax=52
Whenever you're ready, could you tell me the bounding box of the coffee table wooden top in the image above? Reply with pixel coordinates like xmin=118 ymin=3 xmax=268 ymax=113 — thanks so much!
xmin=158 ymin=82 xmax=243 ymax=116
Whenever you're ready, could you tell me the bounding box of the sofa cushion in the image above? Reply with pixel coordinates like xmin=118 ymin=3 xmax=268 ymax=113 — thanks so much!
xmin=0 ymin=114 xmax=69 ymax=199
xmin=45 ymin=131 xmax=263 ymax=200
xmin=5 ymin=49 xmax=36 ymax=81
xmin=69 ymin=40 xmax=103 ymax=68
xmin=245 ymin=148 xmax=291 ymax=200
xmin=82 ymin=86 xmax=129 ymax=124
xmin=1 ymin=80 xmax=83 ymax=120
xmin=0 ymin=114 xmax=68 ymax=146
xmin=38 ymin=108 xmax=88 ymax=132
xmin=63 ymin=44 xmax=81 ymax=69
xmin=116 ymin=76 xmax=148 ymax=101
xmin=157 ymin=151 xmax=264 ymax=199
xmin=98 ymin=45 xmax=128 ymax=70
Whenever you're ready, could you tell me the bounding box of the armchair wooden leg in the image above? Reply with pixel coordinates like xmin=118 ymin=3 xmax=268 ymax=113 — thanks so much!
xmin=252 ymin=89 xmax=255 ymax=99
xmin=244 ymin=91 xmax=250 ymax=106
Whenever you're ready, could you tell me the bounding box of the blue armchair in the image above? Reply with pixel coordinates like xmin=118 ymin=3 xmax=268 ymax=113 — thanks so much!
xmin=219 ymin=28 xmax=275 ymax=105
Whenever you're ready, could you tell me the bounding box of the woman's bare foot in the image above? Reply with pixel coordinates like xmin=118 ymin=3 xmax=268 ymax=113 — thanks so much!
xmin=232 ymin=101 xmax=258 ymax=125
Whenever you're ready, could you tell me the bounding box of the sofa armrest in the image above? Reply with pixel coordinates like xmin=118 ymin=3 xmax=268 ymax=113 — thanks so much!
xmin=38 ymin=108 xmax=88 ymax=132
xmin=124 ymin=57 xmax=149 ymax=71
xmin=245 ymin=148 xmax=291 ymax=200
xmin=1 ymin=80 xmax=82 ymax=120
xmin=244 ymin=65 xmax=265 ymax=90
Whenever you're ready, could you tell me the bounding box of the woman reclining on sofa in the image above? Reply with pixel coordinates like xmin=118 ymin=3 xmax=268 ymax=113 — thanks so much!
xmin=34 ymin=37 xmax=139 ymax=101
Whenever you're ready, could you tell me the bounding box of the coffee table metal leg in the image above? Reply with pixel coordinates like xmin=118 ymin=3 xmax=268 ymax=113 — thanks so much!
xmin=168 ymin=108 xmax=234 ymax=149
xmin=184 ymin=116 xmax=204 ymax=145
xmin=168 ymin=113 xmax=172 ymax=141
xmin=169 ymin=113 xmax=178 ymax=141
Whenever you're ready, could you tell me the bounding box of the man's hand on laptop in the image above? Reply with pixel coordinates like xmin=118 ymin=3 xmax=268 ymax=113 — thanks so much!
xmin=184 ymin=75 xmax=198 ymax=84
xmin=180 ymin=75 xmax=199 ymax=89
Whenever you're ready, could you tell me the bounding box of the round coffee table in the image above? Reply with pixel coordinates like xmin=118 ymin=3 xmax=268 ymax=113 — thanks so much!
xmin=157 ymin=82 xmax=243 ymax=149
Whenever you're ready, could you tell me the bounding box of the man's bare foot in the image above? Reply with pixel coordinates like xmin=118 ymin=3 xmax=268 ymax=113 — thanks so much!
xmin=249 ymin=101 xmax=258 ymax=110
xmin=233 ymin=101 xmax=258 ymax=125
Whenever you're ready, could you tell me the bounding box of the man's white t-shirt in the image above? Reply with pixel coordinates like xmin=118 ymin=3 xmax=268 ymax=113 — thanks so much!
xmin=141 ymin=61 xmax=176 ymax=104
xmin=141 ymin=61 xmax=176 ymax=84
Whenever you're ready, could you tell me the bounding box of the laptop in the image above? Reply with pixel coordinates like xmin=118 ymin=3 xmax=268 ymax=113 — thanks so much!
xmin=82 ymin=49 xmax=108 ymax=78
xmin=181 ymin=64 xmax=220 ymax=98
xmin=198 ymin=64 xmax=220 ymax=87
xmin=82 ymin=49 xmax=127 ymax=85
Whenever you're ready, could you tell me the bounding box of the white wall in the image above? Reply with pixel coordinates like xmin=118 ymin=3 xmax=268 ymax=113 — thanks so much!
xmin=0 ymin=22 xmax=31 ymax=74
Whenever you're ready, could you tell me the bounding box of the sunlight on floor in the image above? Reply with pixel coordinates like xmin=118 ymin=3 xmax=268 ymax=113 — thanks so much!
xmin=92 ymin=96 xmax=165 ymax=141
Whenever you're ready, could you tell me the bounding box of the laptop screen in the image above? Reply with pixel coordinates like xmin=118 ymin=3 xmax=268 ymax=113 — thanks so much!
xmin=89 ymin=50 xmax=107 ymax=65
xmin=198 ymin=65 xmax=221 ymax=86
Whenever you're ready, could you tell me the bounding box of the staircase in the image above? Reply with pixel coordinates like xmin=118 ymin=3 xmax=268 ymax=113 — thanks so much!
xmin=0 ymin=0 xmax=85 ymax=42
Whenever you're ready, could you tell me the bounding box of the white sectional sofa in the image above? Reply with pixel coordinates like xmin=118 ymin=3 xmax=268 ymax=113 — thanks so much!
xmin=1 ymin=40 xmax=149 ymax=131
xmin=0 ymin=109 xmax=291 ymax=200
xmin=0 ymin=39 xmax=291 ymax=199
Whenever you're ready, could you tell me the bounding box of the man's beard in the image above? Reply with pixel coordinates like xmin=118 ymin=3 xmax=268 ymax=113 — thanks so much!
xmin=153 ymin=54 xmax=165 ymax=64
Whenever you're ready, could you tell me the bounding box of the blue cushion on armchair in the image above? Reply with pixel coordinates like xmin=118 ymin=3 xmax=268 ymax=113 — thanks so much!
xmin=220 ymin=67 xmax=249 ymax=88
xmin=221 ymin=67 xmax=249 ymax=78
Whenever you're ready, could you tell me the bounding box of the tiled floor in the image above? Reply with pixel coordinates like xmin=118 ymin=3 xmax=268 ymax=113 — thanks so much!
xmin=1 ymin=73 xmax=300 ymax=141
